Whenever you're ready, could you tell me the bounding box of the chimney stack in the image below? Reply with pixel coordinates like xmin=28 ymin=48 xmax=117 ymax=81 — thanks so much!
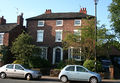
xmin=45 ymin=9 xmax=52 ymax=14
xmin=17 ymin=13 xmax=24 ymax=26
xmin=80 ymin=8 xmax=87 ymax=14
xmin=0 ymin=16 xmax=6 ymax=25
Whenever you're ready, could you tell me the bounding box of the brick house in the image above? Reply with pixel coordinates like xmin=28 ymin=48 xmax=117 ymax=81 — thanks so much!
xmin=26 ymin=8 xmax=94 ymax=64
xmin=0 ymin=14 xmax=24 ymax=46
xmin=0 ymin=14 xmax=25 ymax=65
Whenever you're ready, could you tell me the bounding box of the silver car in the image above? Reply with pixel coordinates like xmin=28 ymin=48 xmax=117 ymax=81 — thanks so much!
xmin=0 ymin=64 xmax=42 ymax=80
xmin=58 ymin=65 xmax=101 ymax=83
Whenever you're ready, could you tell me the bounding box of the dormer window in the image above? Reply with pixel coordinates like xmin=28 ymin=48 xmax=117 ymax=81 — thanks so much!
xmin=74 ymin=20 xmax=81 ymax=26
xmin=56 ymin=20 xmax=63 ymax=26
xmin=38 ymin=20 xmax=44 ymax=27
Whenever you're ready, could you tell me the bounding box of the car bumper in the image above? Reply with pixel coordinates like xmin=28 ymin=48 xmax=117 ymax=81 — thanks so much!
xmin=32 ymin=74 xmax=42 ymax=79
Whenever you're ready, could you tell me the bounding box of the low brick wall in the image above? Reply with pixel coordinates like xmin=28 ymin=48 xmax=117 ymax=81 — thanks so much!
xmin=50 ymin=69 xmax=61 ymax=77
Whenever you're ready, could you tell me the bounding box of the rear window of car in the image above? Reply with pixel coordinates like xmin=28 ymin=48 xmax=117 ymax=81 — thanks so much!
xmin=65 ymin=66 xmax=75 ymax=71
xmin=6 ymin=64 xmax=14 ymax=69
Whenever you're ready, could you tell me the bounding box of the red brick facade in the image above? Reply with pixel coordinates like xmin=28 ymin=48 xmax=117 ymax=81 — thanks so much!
xmin=27 ymin=9 xmax=93 ymax=64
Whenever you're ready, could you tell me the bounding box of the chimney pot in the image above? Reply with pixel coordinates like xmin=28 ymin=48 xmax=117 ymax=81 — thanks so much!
xmin=45 ymin=9 xmax=52 ymax=14
xmin=0 ymin=16 xmax=6 ymax=25
xmin=80 ymin=8 xmax=87 ymax=14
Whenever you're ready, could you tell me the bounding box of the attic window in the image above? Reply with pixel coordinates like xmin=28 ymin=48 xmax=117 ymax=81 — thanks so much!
xmin=38 ymin=20 xmax=44 ymax=27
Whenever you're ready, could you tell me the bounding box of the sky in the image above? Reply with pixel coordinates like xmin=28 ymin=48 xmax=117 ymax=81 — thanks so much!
xmin=0 ymin=0 xmax=112 ymax=29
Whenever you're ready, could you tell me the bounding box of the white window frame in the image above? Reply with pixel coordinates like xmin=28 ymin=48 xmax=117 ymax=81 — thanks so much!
xmin=56 ymin=20 xmax=63 ymax=26
xmin=74 ymin=19 xmax=81 ymax=26
xmin=37 ymin=30 xmax=44 ymax=42
xmin=55 ymin=30 xmax=63 ymax=42
xmin=68 ymin=47 xmax=84 ymax=61
xmin=74 ymin=30 xmax=81 ymax=36
xmin=38 ymin=20 xmax=44 ymax=27
xmin=0 ymin=33 xmax=4 ymax=45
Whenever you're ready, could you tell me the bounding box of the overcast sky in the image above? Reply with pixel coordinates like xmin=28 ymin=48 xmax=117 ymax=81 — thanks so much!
xmin=0 ymin=0 xmax=112 ymax=29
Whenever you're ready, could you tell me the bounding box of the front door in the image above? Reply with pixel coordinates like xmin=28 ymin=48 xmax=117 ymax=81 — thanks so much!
xmin=55 ymin=48 xmax=61 ymax=63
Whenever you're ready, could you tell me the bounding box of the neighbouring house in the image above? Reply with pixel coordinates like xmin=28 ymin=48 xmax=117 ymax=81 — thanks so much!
xmin=26 ymin=8 xmax=94 ymax=64
xmin=0 ymin=13 xmax=25 ymax=65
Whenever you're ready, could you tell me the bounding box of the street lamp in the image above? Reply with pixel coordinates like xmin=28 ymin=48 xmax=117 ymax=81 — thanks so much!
xmin=94 ymin=0 xmax=99 ymax=72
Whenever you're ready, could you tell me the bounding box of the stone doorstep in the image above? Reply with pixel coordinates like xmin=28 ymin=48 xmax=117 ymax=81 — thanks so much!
xmin=42 ymin=76 xmax=120 ymax=82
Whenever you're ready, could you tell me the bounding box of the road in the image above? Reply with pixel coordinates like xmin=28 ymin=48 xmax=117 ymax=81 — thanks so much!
xmin=0 ymin=76 xmax=120 ymax=83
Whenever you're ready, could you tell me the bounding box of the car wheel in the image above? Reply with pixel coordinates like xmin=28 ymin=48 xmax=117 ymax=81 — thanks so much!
xmin=60 ymin=76 xmax=68 ymax=83
xmin=89 ymin=77 xmax=98 ymax=83
xmin=26 ymin=74 xmax=32 ymax=80
xmin=0 ymin=72 xmax=6 ymax=79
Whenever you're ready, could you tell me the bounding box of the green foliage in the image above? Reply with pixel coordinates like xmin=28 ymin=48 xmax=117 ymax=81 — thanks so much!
xmin=57 ymin=59 xmax=83 ymax=69
xmin=0 ymin=45 xmax=12 ymax=64
xmin=13 ymin=60 xmax=24 ymax=65
xmin=11 ymin=32 xmax=41 ymax=67
xmin=29 ymin=56 xmax=51 ymax=68
xmin=108 ymin=0 xmax=120 ymax=34
xmin=83 ymin=60 xmax=102 ymax=72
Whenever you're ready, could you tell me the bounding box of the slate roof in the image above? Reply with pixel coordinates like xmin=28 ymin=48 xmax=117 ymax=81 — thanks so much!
xmin=0 ymin=23 xmax=17 ymax=33
xmin=26 ymin=12 xmax=94 ymax=20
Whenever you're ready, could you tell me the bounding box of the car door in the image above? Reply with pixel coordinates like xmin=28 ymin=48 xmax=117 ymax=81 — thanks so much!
xmin=65 ymin=66 xmax=76 ymax=80
xmin=75 ymin=66 xmax=90 ymax=81
xmin=14 ymin=64 xmax=25 ymax=78
xmin=5 ymin=64 xmax=14 ymax=77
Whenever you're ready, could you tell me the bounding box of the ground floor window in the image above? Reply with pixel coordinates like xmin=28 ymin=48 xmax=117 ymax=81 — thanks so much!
xmin=68 ymin=47 xmax=84 ymax=61
xmin=40 ymin=47 xmax=48 ymax=60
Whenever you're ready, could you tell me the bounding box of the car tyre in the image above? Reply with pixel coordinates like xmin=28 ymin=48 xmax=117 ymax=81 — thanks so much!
xmin=26 ymin=74 xmax=32 ymax=81
xmin=0 ymin=72 xmax=6 ymax=79
xmin=89 ymin=77 xmax=98 ymax=83
xmin=60 ymin=76 xmax=68 ymax=83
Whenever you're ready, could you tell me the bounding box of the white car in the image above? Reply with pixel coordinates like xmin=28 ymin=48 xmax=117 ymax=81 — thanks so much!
xmin=0 ymin=64 xmax=42 ymax=80
xmin=58 ymin=65 xmax=101 ymax=83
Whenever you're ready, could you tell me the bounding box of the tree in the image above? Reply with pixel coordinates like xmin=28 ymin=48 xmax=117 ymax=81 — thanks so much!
xmin=108 ymin=0 xmax=120 ymax=34
xmin=11 ymin=32 xmax=41 ymax=66
xmin=63 ymin=19 xmax=115 ymax=60
xmin=0 ymin=45 xmax=12 ymax=64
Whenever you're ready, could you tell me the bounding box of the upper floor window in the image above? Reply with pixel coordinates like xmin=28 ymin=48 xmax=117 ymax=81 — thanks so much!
xmin=74 ymin=20 xmax=81 ymax=26
xmin=0 ymin=33 xmax=4 ymax=45
xmin=37 ymin=30 xmax=44 ymax=42
xmin=55 ymin=30 xmax=62 ymax=42
xmin=56 ymin=20 xmax=63 ymax=26
xmin=38 ymin=20 xmax=44 ymax=27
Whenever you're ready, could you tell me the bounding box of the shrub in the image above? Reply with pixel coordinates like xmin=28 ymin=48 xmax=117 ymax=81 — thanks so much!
xmin=56 ymin=59 xmax=83 ymax=69
xmin=83 ymin=60 xmax=102 ymax=72
xmin=29 ymin=56 xmax=51 ymax=68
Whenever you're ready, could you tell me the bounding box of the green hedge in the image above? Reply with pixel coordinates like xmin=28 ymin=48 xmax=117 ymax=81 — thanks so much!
xmin=83 ymin=60 xmax=102 ymax=72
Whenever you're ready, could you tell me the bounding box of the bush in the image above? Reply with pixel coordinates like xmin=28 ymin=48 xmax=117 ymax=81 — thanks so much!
xmin=83 ymin=60 xmax=102 ymax=72
xmin=56 ymin=59 xmax=83 ymax=69
xmin=29 ymin=56 xmax=51 ymax=68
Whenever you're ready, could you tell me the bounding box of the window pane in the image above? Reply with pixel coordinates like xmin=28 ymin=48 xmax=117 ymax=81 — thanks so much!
xmin=37 ymin=30 xmax=44 ymax=42
xmin=38 ymin=21 xmax=44 ymax=26
xmin=15 ymin=65 xmax=23 ymax=70
xmin=65 ymin=66 xmax=75 ymax=71
xmin=77 ymin=66 xmax=86 ymax=72
xmin=74 ymin=20 xmax=81 ymax=26
xmin=0 ymin=34 xmax=3 ymax=45
xmin=56 ymin=20 xmax=63 ymax=26
xmin=41 ymin=48 xmax=47 ymax=59
xmin=6 ymin=65 xmax=14 ymax=69
xmin=56 ymin=31 xmax=62 ymax=42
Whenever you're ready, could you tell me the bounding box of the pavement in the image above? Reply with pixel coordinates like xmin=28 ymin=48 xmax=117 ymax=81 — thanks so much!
xmin=42 ymin=76 xmax=120 ymax=82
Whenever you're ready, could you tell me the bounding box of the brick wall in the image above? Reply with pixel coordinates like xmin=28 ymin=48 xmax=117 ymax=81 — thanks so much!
xmin=27 ymin=19 xmax=89 ymax=47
